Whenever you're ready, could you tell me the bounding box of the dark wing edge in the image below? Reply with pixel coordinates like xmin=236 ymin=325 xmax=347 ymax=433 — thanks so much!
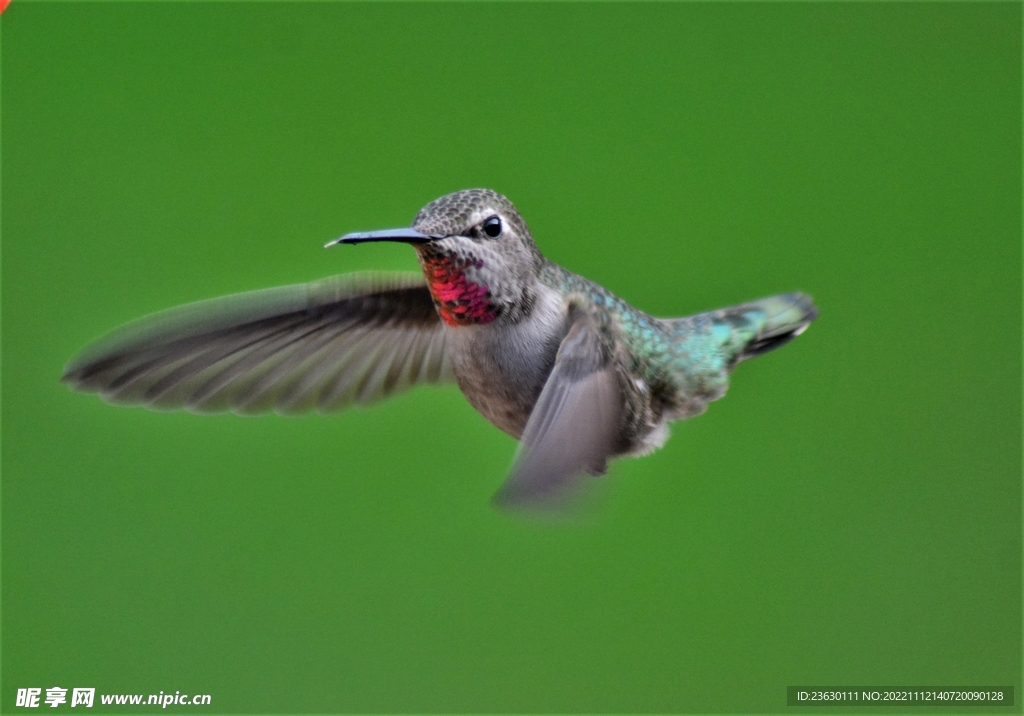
xmin=492 ymin=308 xmax=622 ymax=512
xmin=61 ymin=272 xmax=454 ymax=415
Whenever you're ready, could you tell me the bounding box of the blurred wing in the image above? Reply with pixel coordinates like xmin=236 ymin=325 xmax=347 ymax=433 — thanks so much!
xmin=61 ymin=273 xmax=453 ymax=414
xmin=493 ymin=310 xmax=622 ymax=510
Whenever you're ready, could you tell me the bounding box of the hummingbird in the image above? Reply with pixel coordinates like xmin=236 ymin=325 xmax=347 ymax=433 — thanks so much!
xmin=62 ymin=188 xmax=817 ymax=509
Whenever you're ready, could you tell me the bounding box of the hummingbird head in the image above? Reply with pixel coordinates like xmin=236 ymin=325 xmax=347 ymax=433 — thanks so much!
xmin=332 ymin=189 xmax=545 ymax=326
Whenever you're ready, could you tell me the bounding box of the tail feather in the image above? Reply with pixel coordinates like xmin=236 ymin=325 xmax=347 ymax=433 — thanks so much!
xmin=684 ymin=292 xmax=818 ymax=366
xmin=736 ymin=292 xmax=818 ymax=362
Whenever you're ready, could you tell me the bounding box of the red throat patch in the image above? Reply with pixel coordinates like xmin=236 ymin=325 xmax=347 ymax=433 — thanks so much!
xmin=421 ymin=253 xmax=497 ymax=326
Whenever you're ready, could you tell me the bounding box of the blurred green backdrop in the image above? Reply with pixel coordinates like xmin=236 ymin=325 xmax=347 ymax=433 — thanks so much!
xmin=2 ymin=3 xmax=1020 ymax=713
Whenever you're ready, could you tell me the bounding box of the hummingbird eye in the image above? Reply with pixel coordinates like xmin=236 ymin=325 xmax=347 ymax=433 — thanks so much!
xmin=482 ymin=216 xmax=503 ymax=239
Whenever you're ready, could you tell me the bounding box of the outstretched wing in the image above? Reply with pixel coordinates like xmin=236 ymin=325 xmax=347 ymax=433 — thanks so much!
xmin=493 ymin=308 xmax=622 ymax=510
xmin=61 ymin=273 xmax=453 ymax=414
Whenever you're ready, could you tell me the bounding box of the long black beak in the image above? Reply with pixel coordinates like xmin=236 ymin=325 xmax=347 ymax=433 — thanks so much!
xmin=324 ymin=228 xmax=442 ymax=248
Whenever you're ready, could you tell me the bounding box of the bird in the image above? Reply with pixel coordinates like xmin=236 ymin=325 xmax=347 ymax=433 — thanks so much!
xmin=62 ymin=188 xmax=817 ymax=510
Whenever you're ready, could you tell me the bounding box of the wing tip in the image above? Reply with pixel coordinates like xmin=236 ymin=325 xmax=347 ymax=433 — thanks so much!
xmin=491 ymin=484 xmax=596 ymax=522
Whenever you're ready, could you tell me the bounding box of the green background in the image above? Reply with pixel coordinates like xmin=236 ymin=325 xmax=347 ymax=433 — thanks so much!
xmin=2 ymin=3 xmax=1020 ymax=713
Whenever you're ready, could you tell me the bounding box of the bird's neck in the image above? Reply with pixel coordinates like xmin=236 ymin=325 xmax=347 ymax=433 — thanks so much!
xmin=418 ymin=249 xmax=500 ymax=327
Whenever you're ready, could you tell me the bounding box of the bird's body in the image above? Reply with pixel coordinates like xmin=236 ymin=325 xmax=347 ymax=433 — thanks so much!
xmin=63 ymin=188 xmax=817 ymax=508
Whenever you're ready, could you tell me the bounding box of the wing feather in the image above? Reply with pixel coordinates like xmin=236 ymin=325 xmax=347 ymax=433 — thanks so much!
xmin=62 ymin=273 xmax=454 ymax=414
xmin=493 ymin=308 xmax=622 ymax=510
